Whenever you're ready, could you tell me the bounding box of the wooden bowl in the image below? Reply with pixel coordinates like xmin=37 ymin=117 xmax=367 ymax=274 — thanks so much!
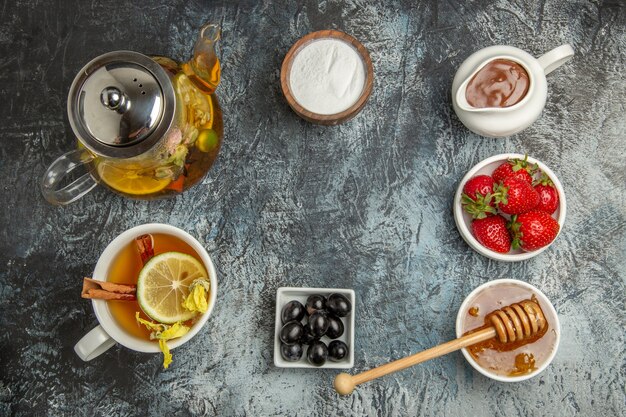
xmin=280 ymin=30 xmax=374 ymax=125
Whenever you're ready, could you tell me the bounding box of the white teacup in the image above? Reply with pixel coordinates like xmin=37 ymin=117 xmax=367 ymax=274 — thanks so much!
xmin=74 ymin=223 xmax=218 ymax=361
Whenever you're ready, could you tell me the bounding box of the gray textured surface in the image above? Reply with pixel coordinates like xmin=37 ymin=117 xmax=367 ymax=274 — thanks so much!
xmin=1 ymin=0 xmax=625 ymax=416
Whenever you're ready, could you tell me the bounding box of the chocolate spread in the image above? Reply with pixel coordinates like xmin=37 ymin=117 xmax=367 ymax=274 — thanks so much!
xmin=465 ymin=59 xmax=530 ymax=108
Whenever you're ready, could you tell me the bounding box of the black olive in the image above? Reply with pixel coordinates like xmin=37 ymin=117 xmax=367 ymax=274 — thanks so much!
xmin=279 ymin=320 xmax=304 ymax=345
xmin=325 ymin=314 xmax=344 ymax=339
xmin=280 ymin=342 xmax=303 ymax=361
xmin=327 ymin=293 xmax=351 ymax=317
xmin=307 ymin=341 xmax=328 ymax=366
xmin=305 ymin=294 xmax=326 ymax=315
xmin=328 ymin=340 xmax=348 ymax=361
xmin=307 ymin=312 xmax=329 ymax=338
xmin=281 ymin=300 xmax=306 ymax=324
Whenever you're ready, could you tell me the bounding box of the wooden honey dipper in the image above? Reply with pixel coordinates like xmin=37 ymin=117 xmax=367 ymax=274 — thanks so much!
xmin=334 ymin=299 xmax=547 ymax=395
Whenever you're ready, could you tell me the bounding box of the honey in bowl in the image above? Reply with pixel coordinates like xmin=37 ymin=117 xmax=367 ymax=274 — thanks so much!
xmin=106 ymin=233 xmax=207 ymax=341
xmin=461 ymin=283 xmax=558 ymax=377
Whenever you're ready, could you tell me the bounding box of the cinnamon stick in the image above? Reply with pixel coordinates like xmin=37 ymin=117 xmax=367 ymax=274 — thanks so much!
xmin=81 ymin=278 xmax=136 ymax=300
xmin=81 ymin=234 xmax=156 ymax=301
xmin=136 ymin=234 xmax=154 ymax=265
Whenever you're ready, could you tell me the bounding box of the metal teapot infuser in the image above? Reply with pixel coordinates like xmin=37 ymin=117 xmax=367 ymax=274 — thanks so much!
xmin=42 ymin=23 xmax=223 ymax=205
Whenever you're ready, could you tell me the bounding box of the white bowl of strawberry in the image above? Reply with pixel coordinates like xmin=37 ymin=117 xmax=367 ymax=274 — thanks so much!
xmin=454 ymin=154 xmax=566 ymax=261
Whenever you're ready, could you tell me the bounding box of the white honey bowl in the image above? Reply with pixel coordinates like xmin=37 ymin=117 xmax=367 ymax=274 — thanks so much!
xmin=455 ymin=279 xmax=561 ymax=382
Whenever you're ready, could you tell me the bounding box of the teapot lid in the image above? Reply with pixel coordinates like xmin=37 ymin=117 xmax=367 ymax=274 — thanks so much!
xmin=67 ymin=51 xmax=175 ymax=158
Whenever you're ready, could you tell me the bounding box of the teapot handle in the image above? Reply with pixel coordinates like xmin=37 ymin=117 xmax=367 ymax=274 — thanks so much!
xmin=537 ymin=44 xmax=574 ymax=76
xmin=41 ymin=148 xmax=98 ymax=205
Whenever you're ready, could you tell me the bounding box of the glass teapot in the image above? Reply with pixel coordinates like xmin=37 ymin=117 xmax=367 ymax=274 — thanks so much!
xmin=41 ymin=23 xmax=223 ymax=205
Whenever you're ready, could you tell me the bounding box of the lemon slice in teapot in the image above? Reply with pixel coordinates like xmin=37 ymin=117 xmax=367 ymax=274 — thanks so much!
xmin=97 ymin=164 xmax=171 ymax=195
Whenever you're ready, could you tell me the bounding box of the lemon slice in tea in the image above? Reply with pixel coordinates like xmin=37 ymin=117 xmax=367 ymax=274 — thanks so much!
xmin=97 ymin=164 xmax=171 ymax=196
xmin=136 ymin=252 xmax=209 ymax=323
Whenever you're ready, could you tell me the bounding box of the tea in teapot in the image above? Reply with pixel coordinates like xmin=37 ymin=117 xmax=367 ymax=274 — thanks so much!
xmin=41 ymin=23 xmax=223 ymax=204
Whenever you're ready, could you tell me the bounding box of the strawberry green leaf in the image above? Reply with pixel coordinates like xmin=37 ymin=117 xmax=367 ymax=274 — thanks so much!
xmin=461 ymin=193 xmax=497 ymax=219
xmin=533 ymin=171 xmax=554 ymax=187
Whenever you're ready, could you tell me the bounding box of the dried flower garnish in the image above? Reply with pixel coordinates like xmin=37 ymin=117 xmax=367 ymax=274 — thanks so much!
xmin=182 ymin=279 xmax=210 ymax=313
xmin=135 ymin=312 xmax=190 ymax=369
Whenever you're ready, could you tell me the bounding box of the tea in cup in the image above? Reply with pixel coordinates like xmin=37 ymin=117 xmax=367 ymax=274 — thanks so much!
xmin=74 ymin=223 xmax=217 ymax=368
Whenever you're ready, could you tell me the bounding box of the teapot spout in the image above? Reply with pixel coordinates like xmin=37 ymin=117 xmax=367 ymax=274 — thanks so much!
xmin=183 ymin=23 xmax=221 ymax=94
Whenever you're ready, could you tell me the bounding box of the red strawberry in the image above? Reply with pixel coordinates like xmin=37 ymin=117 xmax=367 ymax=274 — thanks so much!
xmin=495 ymin=177 xmax=540 ymax=215
xmin=463 ymin=175 xmax=495 ymax=201
xmin=492 ymin=155 xmax=538 ymax=184
xmin=472 ymin=215 xmax=511 ymax=253
xmin=462 ymin=175 xmax=497 ymax=219
xmin=509 ymin=210 xmax=560 ymax=251
xmin=533 ymin=172 xmax=559 ymax=214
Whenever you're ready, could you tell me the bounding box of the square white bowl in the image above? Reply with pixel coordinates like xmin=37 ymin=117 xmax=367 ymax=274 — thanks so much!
xmin=274 ymin=287 xmax=355 ymax=369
